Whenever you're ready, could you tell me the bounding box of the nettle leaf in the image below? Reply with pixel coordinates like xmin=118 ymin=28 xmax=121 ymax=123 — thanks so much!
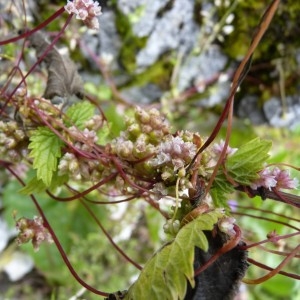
xmin=125 ymin=210 xmax=224 ymax=300
xmin=226 ymin=137 xmax=272 ymax=185
xmin=19 ymin=172 xmax=68 ymax=195
xmin=210 ymin=188 xmax=228 ymax=209
xmin=213 ymin=173 xmax=235 ymax=195
xmin=65 ymin=101 xmax=95 ymax=129
xmin=29 ymin=127 xmax=63 ymax=187
xmin=211 ymin=174 xmax=234 ymax=208
xmin=19 ymin=175 xmax=47 ymax=194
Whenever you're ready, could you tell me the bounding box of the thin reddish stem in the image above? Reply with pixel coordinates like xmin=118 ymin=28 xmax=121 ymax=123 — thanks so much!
xmin=232 ymin=212 xmax=300 ymax=231
xmin=243 ymin=244 xmax=300 ymax=284
xmin=47 ymin=181 xmax=139 ymax=205
xmin=239 ymin=231 xmax=300 ymax=250
xmin=111 ymin=156 xmax=153 ymax=194
xmin=47 ymin=172 xmax=118 ymax=202
xmin=247 ymin=258 xmax=300 ymax=280
xmin=6 ymin=164 xmax=109 ymax=297
xmin=232 ymin=203 xmax=300 ymax=223
xmin=80 ymin=200 xmax=142 ymax=270
xmin=194 ymin=224 xmax=242 ymax=276
xmin=0 ymin=7 xmax=66 ymax=46
xmin=186 ymin=0 xmax=280 ymax=184
xmin=31 ymin=102 xmax=101 ymax=159
xmin=235 ymin=185 xmax=300 ymax=208
xmin=0 ymin=12 xmax=73 ymax=116
xmin=257 ymin=244 xmax=300 ymax=258
xmin=79 ymin=40 xmax=133 ymax=106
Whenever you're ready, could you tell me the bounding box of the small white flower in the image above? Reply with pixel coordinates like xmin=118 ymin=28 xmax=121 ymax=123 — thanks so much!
xmin=212 ymin=139 xmax=237 ymax=157
xmin=271 ymin=167 xmax=298 ymax=189
xmin=218 ymin=217 xmax=236 ymax=237
xmin=64 ymin=2 xmax=78 ymax=14
xmin=250 ymin=168 xmax=277 ymax=190
xmin=64 ymin=0 xmax=102 ymax=30
xmin=250 ymin=167 xmax=298 ymax=191
xmin=77 ymin=9 xmax=88 ymax=20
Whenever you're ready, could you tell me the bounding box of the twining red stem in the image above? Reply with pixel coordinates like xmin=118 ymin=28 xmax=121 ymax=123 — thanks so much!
xmin=0 ymin=7 xmax=66 ymax=46
xmin=257 ymin=245 xmax=300 ymax=258
xmin=231 ymin=203 xmax=300 ymax=222
xmin=239 ymin=231 xmax=300 ymax=250
xmin=0 ymin=11 xmax=73 ymax=116
xmin=80 ymin=200 xmax=142 ymax=270
xmin=6 ymin=165 xmax=109 ymax=296
xmin=243 ymin=244 xmax=300 ymax=284
xmin=47 ymin=172 xmax=118 ymax=202
xmin=194 ymin=224 xmax=242 ymax=276
xmin=54 ymin=184 xmax=139 ymax=204
xmin=232 ymin=212 xmax=300 ymax=231
xmin=247 ymin=258 xmax=300 ymax=280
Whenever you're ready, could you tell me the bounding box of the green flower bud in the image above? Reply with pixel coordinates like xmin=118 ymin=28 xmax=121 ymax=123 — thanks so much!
xmin=163 ymin=219 xmax=180 ymax=236
xmin=69 ymin=159 xmax=79 ymax=173
xmin=128 ymin=123 xmax=141 ymax=138
xmin=135 ymin=107 xmax=150 ymax=124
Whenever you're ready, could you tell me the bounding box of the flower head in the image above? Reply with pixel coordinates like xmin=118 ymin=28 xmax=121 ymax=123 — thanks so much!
xmin=212 ymin=139 xmax=237 ymax=157
xmin=271 ymin=167 xmax=298 ymax=189
xmin=250 ymin=168 xmax=277 ymax=190
xmin=250 ymin=166 xmax=298 ymax=190
xmin=218 ymin=216 xmax=236 ymax=237
xmin=64 ymin=0 xmax=102 ymax=29
xmin=150 ymin=136 xmax=197 ymax=171
xmin=16 ymin=216 xmax=53 ymax=251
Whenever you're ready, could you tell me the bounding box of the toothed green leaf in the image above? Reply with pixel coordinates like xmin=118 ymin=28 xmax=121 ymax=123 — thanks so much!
xmin=226 ymin=137 xmax=272 ymax=185
xmin=211 ymin=173 xmax=234 ymax=208
xmin=125 ymin=209 xmax=224 ymax=300
xmin=28 ymin=127 xmax=63 ymax=187
xmin=65 ymin=101 xmax=95 ymax=129
xmin=19 ymin=172 xmax=68 ymax=195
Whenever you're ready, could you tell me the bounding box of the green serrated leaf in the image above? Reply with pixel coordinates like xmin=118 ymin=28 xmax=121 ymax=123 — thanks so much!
xmin=19 ymin=172 xmax=68 ymax=195
xmin=28 ymin=127 xmax=63 ymax=187
xmin=226 ymin=137 xmax=272 ymax=185
xmin=213 ymin=173 xmax=235 ymax=194
xmin=19 ymin=175 xmax=48 ymax=194
xmin=125 ymin=210 xmax=224 ymax=300
xmin=210 ymin=188 xmax=230 ymax=210
xmin=65 ymin=101 xmax=95 ymax=129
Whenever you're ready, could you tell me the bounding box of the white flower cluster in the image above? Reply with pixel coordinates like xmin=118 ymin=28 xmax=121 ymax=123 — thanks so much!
xmin=65 ymin=0 xmax=102 ymax=29
xmin=150 ymin=136 xmax=197 ymax=171
xmin=212 ymin=139 xmax=237 ymax=157
xmin=251 ymin=167 xmax=298 ymax=190
xmin=58 ymin=152 xmax=100 ymax=181
xmin=16 ymin=216 xmax=53 ymax=252
xmin=218 ymin=216 xmax=236 ymax=237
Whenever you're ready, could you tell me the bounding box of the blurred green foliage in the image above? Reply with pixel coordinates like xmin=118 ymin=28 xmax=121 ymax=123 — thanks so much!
xmin=1 ymin=1 xmax=300 ymax=299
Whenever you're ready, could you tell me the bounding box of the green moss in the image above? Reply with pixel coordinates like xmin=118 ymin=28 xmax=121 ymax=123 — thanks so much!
xmin=121 ymin=54 xmax=174 ymax=90
xmin=112 ymin=3 xmax=148 ymax=72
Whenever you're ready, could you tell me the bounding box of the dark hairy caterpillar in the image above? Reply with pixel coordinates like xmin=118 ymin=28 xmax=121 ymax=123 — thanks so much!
xmin=184 ymin=229 xmax=248 ymax=300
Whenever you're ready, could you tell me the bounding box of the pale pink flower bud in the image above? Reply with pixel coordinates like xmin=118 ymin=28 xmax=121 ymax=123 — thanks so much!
xmin=250 ymin=168 xmax=277 ymax=190
xmin=64 ymin=0 xmax=102 ymax=30
xmin=218 ymin=217 xmax=236 ymax=237
xmin=212 ymin=139 xmax=237 ymax=157
xmin=16 ymin=216 xmax=53 ymax=252
xmin=271 ymin=167 xmax=298 ymax=189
